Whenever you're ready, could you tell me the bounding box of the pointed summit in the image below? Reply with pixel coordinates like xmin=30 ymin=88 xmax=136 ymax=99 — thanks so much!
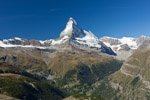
xmin=60 ymin=17 xmax=85 ymax=38
xmin=68 ymin=17 xmax=77 ymax=25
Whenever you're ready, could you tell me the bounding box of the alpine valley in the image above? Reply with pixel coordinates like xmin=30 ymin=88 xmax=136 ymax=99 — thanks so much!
xmin=0 ymin=18 xmax=150 ymax=100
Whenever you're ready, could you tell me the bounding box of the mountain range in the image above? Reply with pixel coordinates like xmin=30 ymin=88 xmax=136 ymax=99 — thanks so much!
xmin=1 ymin=18 xmax=150 ymax=60
xmin=0 ymin=18 xmax=150 ymax=100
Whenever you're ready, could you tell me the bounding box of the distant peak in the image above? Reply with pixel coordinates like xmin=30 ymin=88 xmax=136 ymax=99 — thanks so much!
xmin=14 ymin=37 xmax=22 ymax=40
xmin=69 ymin=17 xmax=73 ymax=20
xmin=140 ymin=35 xmax=146 ymax=38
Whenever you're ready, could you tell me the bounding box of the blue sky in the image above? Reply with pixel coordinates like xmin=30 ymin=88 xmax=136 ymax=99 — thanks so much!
xmin=0 ymin=0 xmax=150 ymax=40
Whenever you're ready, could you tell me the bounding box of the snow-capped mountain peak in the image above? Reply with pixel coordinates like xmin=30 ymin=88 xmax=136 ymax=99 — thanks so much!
xmin=60 ymin=17 xmax=85 ymax=38
xmin=59 ymin=18 xmax=105 ymax=48
xmin=50 ymin=18 xmax=116 ymax=55
xmin=59 ymin=18 xmax=101 ymax=47
xmin=68 ymin=17 xmax=77 ymax=25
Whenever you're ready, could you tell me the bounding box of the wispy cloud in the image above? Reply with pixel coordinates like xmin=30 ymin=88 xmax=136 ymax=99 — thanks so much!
xmin=0 ymin=14 xmax=51 ymax=20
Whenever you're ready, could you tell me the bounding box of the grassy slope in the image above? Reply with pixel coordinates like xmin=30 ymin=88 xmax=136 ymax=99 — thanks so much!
xmin=0 ymin=48 xmax=48 ymax=75
xmin=0 ymin=61 xmax=64 ymax=100
xmin=49 ymin=51 xmax=123 ymax=97
xmin=48 ymin=51 xmax=122 ymax=77
xmin=63 ymin=94 xmax=106 ymax=100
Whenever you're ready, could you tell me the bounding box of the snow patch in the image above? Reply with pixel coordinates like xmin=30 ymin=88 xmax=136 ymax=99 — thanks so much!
xmin=0 ymin=40 xmax=47 ymax=49
xmin=51 ymin=36 xmax=69 ymax=45
xmin=14 ymin=37 xmax=22 ymax=41
xmin=76 ymin=31 xmax=101 ymax=48
xmin=103 ymin=36 xmax=118 ymax=40
xmin=119 ymin=37 xmax=138 ymax=49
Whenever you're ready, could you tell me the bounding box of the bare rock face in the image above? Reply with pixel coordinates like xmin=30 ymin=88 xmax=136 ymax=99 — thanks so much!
xmin=119 ymin=44 xmax=130 ymax=51
xmin=22 ymin=39 xmax=42 ymax=46
xmin=138 ymin=39 xmax=150 ymax=49
xmin=100 ymin=37 xmax=121 ymax=46
xmin=136 ymin=36 xmax=150 ymax=45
